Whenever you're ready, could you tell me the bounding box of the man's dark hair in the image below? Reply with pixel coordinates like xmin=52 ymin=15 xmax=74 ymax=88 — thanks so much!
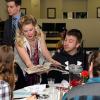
xmin=6 ymin=0 xmax=21 ymax=5
xmin=67 ymin=29 xmax=82 ymax=43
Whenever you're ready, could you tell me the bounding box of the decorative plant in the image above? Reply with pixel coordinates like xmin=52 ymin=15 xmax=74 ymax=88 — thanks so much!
xmin=70 ymin=79 xmax=81 ymax=87
xmin=81 ymin=70 xmax=89 ymax=83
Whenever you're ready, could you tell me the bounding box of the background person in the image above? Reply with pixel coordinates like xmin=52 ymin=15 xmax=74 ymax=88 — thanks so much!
xmin=0 ymin=45 xmax=15 ymax=99
xmin=3 ymin=0 xmax=22 ymax=47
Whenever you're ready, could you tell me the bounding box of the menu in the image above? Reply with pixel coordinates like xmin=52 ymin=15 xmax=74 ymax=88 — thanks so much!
xmin=25 ymin=62 xmax=69 ymax=74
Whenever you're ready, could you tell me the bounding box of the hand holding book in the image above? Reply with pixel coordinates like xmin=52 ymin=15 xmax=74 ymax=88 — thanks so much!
xmin=24 ymin=62 xmax=69 ymax=74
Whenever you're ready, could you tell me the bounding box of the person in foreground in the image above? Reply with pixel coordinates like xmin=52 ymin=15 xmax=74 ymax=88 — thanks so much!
xmin=14 ymin=15 xmax=60 ymax=86
xmin=0 ymin=45 xmax=37 ymax=100
xmin=49 ymin=29 xmax=88 ymax=83
xmin=62 ymin=50 xmax=100 ymax=100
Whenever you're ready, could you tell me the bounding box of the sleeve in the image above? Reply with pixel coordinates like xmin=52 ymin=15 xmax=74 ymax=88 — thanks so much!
xmin=62 ymin=93 xmax=68 ymax=100
xmin=0 ymin=82 xmax=11 ymax=100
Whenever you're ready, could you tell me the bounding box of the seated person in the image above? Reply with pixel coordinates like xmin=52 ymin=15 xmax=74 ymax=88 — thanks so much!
xmin=62 ymin=50 xmax=100 ymax=100
xmin=14 ymin=15 xmax=60 ymax=86
xmin=48 ymin=29 xmax=88 ymax=83
xmin=0 ymin=45 xmax=37 ymax=100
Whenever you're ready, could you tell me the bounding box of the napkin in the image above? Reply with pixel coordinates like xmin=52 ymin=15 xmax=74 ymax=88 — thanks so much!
xmin=13 ymin=84 xmax=46 ymax=99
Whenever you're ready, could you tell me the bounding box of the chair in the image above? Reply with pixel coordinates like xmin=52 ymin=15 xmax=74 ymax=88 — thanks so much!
xmin=64 ymin=83 xmax=100 ymax=100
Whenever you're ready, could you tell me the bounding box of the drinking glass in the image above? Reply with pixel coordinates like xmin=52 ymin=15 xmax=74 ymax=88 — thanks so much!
xmin=48 ymin=78 xmax=55 ymax=86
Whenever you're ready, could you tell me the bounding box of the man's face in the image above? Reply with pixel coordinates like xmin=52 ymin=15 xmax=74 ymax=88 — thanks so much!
xmin=7 ymin=1 xmax=20 ymax=16
xmin=64 ymin=35 xmax=80 ymax=54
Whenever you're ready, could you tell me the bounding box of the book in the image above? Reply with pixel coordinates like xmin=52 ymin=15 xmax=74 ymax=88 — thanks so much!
xmin=24 ymin=62 xmax=69 ymax=74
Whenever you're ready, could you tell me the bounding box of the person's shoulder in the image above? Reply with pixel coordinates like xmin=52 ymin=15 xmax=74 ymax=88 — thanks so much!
xmin=67 ymin=82 xmax=100 ymax=98
xmin=53 ymin=48 xmax=66 ymax=59
xmin=4 ymin=17 xmax=12 ymax=25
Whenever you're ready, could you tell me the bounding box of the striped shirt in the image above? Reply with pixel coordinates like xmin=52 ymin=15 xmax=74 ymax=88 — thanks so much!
xmin=0 ymin=80 xmax=11 ymax=100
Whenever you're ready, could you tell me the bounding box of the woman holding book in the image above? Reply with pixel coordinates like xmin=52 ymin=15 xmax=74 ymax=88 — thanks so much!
xmin=14 ymin=15 xmax=60 ymax=86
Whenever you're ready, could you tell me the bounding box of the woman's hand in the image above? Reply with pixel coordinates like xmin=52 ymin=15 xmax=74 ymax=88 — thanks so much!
xmin=27 ymin=95 xmax=37 ymax=100
xmin=50 ymin=59 xmax=61 ymax=67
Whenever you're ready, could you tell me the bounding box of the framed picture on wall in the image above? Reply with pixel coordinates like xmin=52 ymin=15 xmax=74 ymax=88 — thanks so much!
xmin=21 ymin=8 xmax=26 ymax=15
xmin=97 ymin=7 xmax=100 ymax=18
xmin=47 ymin=8 xmax=56 ymax=19
xmin=73 ymin=12 xmax=87 ymax=19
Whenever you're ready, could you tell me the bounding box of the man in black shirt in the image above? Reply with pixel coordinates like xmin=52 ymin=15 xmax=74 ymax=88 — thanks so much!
xmin=48 ymin=29 xmax=88 ymax=83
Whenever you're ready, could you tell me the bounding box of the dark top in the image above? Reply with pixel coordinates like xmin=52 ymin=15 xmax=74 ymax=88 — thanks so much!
xmin=3 ymin=16 xmax=15 ymax=47
xmin=53 ymin=48 xmax=88 ymax=70
xmin=3 ymin=13 xmax=24 ymax=47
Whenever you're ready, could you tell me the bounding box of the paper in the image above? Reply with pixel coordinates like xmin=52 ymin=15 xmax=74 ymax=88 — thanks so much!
xmin=25 ymin=62 xmax=51 ymax=74
xmin=25 ymin=62 xmax=69 ymax=74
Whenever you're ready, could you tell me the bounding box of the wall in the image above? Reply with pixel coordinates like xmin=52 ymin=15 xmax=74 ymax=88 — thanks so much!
xmin=63 ymin=0 xmax=87 ymax=12
xmin=40 ymin=0 xmax=62 ymax=18
xmin=0 ymin=0 xmax=8 ymax=21
xmin=1 ymin=0 xmax=100 ymax=19
xmin=22 ymin=0 xmax=40 ymax=18
xmin=40 ymin=0 xmax=87 ymax=19
xmin=0 ymin=0 xmax=100 ymax=47
xmin=88 ymin=0 xmax=100 ymax=18
xmin=38 ymin=19 xmax=100 ymax=47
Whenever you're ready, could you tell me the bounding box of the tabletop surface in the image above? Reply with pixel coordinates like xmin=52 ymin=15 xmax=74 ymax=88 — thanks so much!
xmin=13 ymin=84 xmax=69 ymax=100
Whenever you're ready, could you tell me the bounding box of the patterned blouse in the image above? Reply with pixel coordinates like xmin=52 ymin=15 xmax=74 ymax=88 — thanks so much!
xmin=14 ymin=37 xmax=46 ymax=76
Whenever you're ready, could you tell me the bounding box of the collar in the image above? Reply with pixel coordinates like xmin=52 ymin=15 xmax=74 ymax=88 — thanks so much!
xmin=13 ymin=12 xmax=21 ymax=21
xmin=13 ymin=15 xmax=20 ymax=21
xmin=62 ymin=49 xmax=80 ymax=57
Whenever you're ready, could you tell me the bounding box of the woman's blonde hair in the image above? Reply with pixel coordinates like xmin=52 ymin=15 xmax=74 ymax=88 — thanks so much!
xmin=0 ymin=45 xmax=15 ymax=90
xmin=16 ymin=15 xmax=38 ymax=47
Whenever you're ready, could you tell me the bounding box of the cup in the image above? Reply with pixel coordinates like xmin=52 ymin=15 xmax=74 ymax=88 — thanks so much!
xmin=48 ymin=78 xmax=55 ymax=86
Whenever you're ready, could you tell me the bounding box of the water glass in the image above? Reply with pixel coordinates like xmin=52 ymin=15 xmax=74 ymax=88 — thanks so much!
xmin=48 ymin=78 xmax=55 ymax=86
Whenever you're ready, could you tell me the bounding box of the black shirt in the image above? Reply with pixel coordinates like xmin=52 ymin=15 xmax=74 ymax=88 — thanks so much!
xmin=53 ymin=48 xmax=88 ymax=70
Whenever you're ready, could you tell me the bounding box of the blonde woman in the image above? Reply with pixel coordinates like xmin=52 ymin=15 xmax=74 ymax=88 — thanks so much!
xmin=14 ymin=15 xmax=61 ymax=85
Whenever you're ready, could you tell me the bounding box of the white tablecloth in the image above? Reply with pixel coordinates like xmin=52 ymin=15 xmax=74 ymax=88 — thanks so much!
xmin=13 ymin=84 xmax=65 ymax=100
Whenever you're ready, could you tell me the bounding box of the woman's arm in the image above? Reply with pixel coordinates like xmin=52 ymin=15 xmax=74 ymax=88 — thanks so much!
xmin=40 ymin=31 xmax=61 ymax=65
xmin=27 ymin=95 xmax=37 ymax=100
xmin=15 ymin=43 xmax=34 ymax=68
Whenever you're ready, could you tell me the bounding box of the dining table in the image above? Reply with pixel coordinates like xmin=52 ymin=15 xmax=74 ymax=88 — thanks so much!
xmin=13 ymin=83 xmax=69 ymax=100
